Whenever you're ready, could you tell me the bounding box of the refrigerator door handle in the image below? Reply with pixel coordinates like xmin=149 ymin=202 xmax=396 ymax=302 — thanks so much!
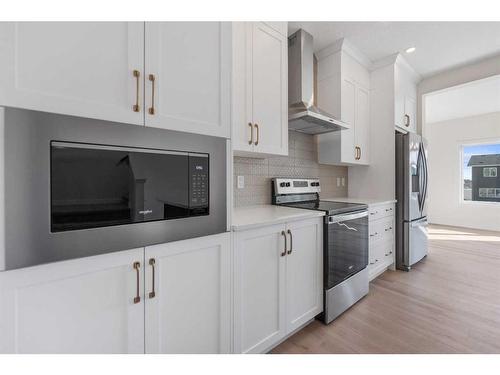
xmin=421 ymin=143 xmax=429 ymax=212
xmin=417 ymin=144 xmax=424 ymax=213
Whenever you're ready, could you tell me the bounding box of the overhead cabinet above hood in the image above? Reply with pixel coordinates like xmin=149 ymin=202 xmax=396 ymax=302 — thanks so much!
xmin=288 ymin=29 xmax=349 ymax=135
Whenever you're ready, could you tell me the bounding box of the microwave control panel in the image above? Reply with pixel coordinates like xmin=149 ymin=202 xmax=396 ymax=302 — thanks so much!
xmin=189 ymin=155 xmax=209 ymax=212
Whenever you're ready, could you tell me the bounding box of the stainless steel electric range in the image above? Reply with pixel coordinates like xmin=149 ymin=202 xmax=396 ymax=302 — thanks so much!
xmin=272 ymin=178 xmax=369 ymax=324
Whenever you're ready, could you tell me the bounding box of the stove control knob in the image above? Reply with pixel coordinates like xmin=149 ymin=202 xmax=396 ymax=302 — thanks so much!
xmin=279 ymin=182 xmax=286 ymax=187
xmin=286 ymin=182 xmax=291 ymax=187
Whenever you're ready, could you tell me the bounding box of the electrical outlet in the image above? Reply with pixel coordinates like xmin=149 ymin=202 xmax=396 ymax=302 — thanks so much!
xmin=341 ymin=177 xmax=345 ymax=187
xmin=237 ymin=175 xmax=245 ymax=189
xmin=336 ymin=177 xmax=341 ymax=187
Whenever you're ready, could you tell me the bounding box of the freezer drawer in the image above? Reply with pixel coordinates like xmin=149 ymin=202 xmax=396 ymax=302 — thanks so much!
xmin=405 ymin=218 xmax=428 ymax=268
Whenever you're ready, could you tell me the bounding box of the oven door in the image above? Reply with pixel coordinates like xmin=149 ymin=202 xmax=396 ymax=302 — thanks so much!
xmin=324 ymin=210 xmax=369 ymax=289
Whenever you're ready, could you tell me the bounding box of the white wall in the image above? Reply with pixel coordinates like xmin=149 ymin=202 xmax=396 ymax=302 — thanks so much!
xmin=418 ymin=53 xmax=500 ymax=133
xmin=424 ymin=111 xmax=500 ymax=232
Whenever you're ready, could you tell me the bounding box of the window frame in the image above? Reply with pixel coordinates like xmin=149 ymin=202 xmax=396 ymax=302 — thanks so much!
xmin=483 ymin=167 xmax=498 ymax=177
xmin=460 ymin=139 xmax=500 ymax=206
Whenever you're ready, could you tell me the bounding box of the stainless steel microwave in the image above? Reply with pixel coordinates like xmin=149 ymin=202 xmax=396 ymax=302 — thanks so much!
xmin=0 ymin=108 xmax=227 ymax=271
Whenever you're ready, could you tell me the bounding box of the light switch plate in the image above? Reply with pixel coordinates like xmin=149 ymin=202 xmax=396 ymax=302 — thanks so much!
xmin=336 ymin=177 xmax=341 ymax=187
xmin=341 ymin=177 xmax=345 ymax=187
xmin=237 ymin=175 xmax=245 ymax=189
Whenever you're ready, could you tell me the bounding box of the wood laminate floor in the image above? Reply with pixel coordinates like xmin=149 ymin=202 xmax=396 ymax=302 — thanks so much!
xmin=272 ymin=225 xmax=500 ymax=354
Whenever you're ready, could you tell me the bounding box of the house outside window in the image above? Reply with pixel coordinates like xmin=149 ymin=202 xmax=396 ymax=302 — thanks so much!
xmin=465 ymin=152 xmax=500 ymax=203
xmin=483 ymin=167 xmax=497 ymax=177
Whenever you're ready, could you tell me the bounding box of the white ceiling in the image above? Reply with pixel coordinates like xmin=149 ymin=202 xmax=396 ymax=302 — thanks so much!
xmin=424 ymin=75 xmax=500 ymax=124
xmin=288 ymin=22 xmax=500 ymax=78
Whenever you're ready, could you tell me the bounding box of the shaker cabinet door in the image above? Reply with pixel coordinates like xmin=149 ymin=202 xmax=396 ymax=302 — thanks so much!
xmin=144 ymin=233 xmax=231 ymax=354
xmin=233 ymin=223 xmax=287 ymax=353
xmin=0 ymin=22 xmax=144 ymax=125
xmin=0 ymin=249 xmax=145 ymax=353
xmin=285 ymin=218 xmax=323 ymax=333
xmin=144 ymin=22 xmax=231 ymax=138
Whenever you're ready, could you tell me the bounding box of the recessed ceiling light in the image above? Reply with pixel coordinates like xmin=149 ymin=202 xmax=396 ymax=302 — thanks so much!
xmin=405 ymin=47 xmax=416 ymax=54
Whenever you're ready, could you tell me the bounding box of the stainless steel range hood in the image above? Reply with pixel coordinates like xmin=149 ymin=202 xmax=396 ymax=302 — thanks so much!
xmin=288 ymin=29 xmax=349 ymax=135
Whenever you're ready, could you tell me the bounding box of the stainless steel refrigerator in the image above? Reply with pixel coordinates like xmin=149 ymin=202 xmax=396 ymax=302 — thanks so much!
xmin=395 ymin=132 xmax=429 ymax=271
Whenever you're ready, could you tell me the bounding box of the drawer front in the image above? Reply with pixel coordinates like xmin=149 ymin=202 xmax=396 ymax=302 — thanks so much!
xmin=369 ymin=216 xmax=394 ymax=244
xmin=368 ymin=203 xmax=395 ymax=222
xmin=368 ymin=238 xmax=394 ymax=277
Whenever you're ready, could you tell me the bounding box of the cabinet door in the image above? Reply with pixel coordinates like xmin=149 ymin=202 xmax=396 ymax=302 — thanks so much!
xmin=0 ymin=22 xmax=144 ymax=125
xmin=404 ymin=96 xmax=417 ymax=133
xmin=0 ymin=249 xmax=145 ymax=353
xmin=232 ymin=22 xmax=254 ymax=153
xmin=247 ymin=22 xmax=288 ymax=156
xmin=340 ymin=78 xmax=357 ymax=163
xmin=144 ymin=233 xmax=231 ymax=354
xmin=285 ymin=218 xmax=323 ymax=333
xmin=355 ymin=86 xmax=370 ymax=164
xmin=145 ymin=22 xmax=231 ymax=138
xmin=233 ymin=223 xmax=287 ymax=354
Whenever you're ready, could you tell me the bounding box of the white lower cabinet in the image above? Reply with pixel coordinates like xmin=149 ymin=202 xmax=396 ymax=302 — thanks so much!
xmin=0 ymin=248 xmax=145 ymax=354
xmin=144 ymin=232 xmax=231 ymax=354
xmin=0 ymin=232 xmax=231 ymax=354
xmin=367 ymin=203 xmax=396 ymax=281
xmin=233 ymin=217 xmax=323 ymax=354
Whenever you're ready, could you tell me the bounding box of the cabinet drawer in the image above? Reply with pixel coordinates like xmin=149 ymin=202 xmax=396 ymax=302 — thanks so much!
xmin=368 ymin=203 xmax=394 ymax=222
xmin=369 ymin=216 xmax=394 ymax=244
xmin=368 ymin=239 xmax=394 ymax=272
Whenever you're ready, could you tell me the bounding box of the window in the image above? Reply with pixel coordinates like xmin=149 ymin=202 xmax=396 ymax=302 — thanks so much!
xmin=478 ymin=188 xmax=500 ymax=198
xmin=483 ymin=167 xmax=498 ymax=177
xmin=462 ymin=142 xmax=500 ymax=203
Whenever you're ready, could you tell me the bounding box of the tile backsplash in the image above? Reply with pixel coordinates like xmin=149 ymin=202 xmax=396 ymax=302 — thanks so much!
xmin=234 ymin=131 xmax=348 ymax=207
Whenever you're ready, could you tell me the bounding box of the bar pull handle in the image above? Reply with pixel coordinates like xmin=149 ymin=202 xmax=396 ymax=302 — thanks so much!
xmin=287 ymin=229 xmax=293 ymax=255
xmin=132 ymin=70 xmax=140 ymax=112
xmin=248 ymin=123 xmax=253 ymax=145
xmin=404 ymin=114 xmax=410 ymax=127
xmin=358 ymin=146 xmax=361 ymax=160
xmin=133 ymin=261 xmax=141 ymax=304
xmin=148 ymin=74 xmax=156 ymax=115
xmin=254 ymin=123 xmax=259 ymax=146
xmin=385 ymin=226 xmax=393 ymax=232
xmin=280 ymin=230 xmax=287 ymax=257
xmin=370 ymin=232 xmax=378 ymax=237
xmin=148 ymin=258 xmax=156 ymax=299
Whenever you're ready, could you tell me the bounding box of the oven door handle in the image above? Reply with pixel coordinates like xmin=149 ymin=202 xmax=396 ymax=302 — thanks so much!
xmin=328 ymin=210 xmax=368 ymax=224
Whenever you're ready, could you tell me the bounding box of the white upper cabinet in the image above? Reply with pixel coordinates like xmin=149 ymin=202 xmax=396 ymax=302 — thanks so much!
xmin=0 ymin=22 xmax=144 ymax=125
xmin=144 ymin=233 xmax=231 ymax=354
xmin=144 ymin=22 xmax=231 ymax=138
xmin=394 ymin=57 xmax=419 ymax=133
xmin=316 ymin=40 xmax=371 ymax=166
xmin=0 ymin=249 xmax=145 ymax=354
xmin=232 ymin=22 xmax=288 ymax=157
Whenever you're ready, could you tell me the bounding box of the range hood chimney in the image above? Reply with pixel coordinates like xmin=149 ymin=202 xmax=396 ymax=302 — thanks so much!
xmin=288 ymin=29 xmax=349 ymax=134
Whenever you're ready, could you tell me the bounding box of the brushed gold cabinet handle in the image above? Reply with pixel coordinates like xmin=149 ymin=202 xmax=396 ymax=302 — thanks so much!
xmin=248 ymin=122 xmax=253 ymax=145
xmin=133 ymin=261 xmax=141 ymax=304
xmin=132 ymin=70 xmax=140 ymax=112
xmin=149 ymin=258 xmax=156 ymax=299
xmin=287 ymin=229 xmax=293 ymax=255
xmin=148 ymin=74 xmax=156 ymax=115
xmin=281 ymin=230 xmax=287 ymax=257
xmin=254 ymin=123 xmax=259 ymax=146
xmin=404 ymin=114 xmax=410 ymax=127
xmin=358 ymin=146 xmax=361 ymax=160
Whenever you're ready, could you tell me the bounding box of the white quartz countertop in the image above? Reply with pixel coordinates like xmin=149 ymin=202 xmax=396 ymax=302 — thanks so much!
xmin=232 ymin=205 xmax=325 ymax=231
xmin=321 ymin=197 xmax=396 ymax=207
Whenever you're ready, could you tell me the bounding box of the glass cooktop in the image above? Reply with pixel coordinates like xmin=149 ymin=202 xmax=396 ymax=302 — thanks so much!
xmin=284 ymin=200 xmax=368 ymax=216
